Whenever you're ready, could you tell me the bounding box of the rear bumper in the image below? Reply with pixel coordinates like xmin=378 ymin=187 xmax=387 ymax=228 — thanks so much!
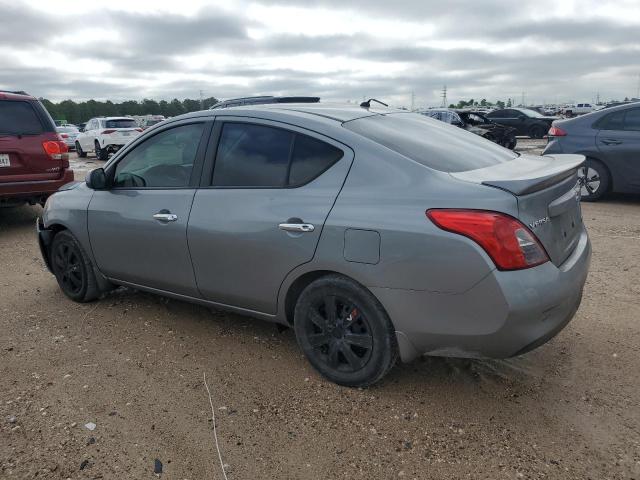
xmin=374 ymin=228 xmax=591 ymax=362
xmin=0 ymin=169 xmax=74 ymax=202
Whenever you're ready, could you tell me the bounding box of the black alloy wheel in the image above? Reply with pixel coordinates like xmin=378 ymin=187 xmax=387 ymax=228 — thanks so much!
xmin=294 ymin=275 xmax=398 ymax=387
xmin=50 ymin=230 xmax=100 ymax=302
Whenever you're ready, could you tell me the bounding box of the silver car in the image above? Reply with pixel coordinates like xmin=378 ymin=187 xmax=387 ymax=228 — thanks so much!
xmin=56 ymin=126 xmax=79 ymax=150
xmin=37 ymin=104 xmax=591 ymax=386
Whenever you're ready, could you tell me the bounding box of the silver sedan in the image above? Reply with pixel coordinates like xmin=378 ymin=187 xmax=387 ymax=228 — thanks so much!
xmin=56 ymin=126 xmax=79 ymax=150
xmin=37 ymin=103 xmax=591 ymax=386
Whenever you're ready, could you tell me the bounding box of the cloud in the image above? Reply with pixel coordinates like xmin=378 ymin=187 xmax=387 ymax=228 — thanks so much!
xmin=1 ymin=0 xmax=639 ymax=106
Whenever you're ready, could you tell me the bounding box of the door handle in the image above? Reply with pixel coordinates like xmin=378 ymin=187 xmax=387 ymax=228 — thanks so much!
xmin=279 ymin=222 xmax=315 ymax=233
xmin=153 ymin=212 xmax=178 ymax=222
xmin=601 ymin=139 xmax=622 ymax=145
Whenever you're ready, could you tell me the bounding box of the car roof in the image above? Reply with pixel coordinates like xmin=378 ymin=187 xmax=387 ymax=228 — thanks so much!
xmin=172 ymin=102 xmax=402 ymax=124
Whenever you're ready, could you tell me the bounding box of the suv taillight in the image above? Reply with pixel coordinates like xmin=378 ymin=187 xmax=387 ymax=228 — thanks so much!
xmin=426 ymin=209 xmax=549 ymax=270
xmin=548 ymin=126 xmax=567 ymax=137
xmin=102 ymin=129 xmax=117 ymax=134
xmin=42 ymin=140 xmax=69 ymax=161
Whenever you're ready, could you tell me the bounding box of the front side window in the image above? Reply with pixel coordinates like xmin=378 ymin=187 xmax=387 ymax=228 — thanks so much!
xmin=113 ymin=123 xmax=204 ymax=188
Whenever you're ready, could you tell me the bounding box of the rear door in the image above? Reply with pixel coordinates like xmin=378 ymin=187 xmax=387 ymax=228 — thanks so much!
xmin=88 ymin=120 xmax=211 ymax=295
xmin=596 ymin=108 xmax=640 ymax=192
xmin=0 ymin=98 xmax=62 ymax=183
xmin=187 ymin=118 xmax=353 ymax=314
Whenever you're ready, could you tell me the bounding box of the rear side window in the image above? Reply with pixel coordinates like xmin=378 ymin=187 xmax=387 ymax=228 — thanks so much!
xmin=289 ymin=135 xmax=343 ymax=186
xmin=343 ymin=113 xmax=517 ymax=173
xmin=212 ymin=123 xmax=343 ymax=187
xmin=596 ymin=111 xmax=625 ymax=130
xmin=0 ymin=100 xmax=44 ymax=135
xmin=106 ymin=119 xmax=137 ymax=129
xmin=624 ymin=109 xmax=640 ymax=131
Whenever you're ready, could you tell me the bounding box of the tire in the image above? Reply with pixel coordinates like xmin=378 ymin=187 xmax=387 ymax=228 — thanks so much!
xmin=76 ymin=142 xmax=87 ymax=158
xmin=504 ymin=137 xmax=517 ymax=150
xmin=50 ymin=230 xmax=100 ymax=303
xmin=95 ymin=141 xmax=108 ymax=161
xmin=579 ymin=159 xmax=610 ymax=202
xmin=529 ymin=124 xmax=545 ymax=139
xmin=293 ymin=275 xmax=398 ymax=387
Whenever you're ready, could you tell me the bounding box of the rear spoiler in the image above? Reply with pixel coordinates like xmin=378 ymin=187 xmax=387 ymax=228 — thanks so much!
xmin=451 ymin=154 xmax=585 ymax=196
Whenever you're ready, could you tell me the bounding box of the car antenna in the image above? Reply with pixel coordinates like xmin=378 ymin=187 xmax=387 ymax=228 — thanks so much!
xmin=360 ymin=98 xmax=388 ymax=108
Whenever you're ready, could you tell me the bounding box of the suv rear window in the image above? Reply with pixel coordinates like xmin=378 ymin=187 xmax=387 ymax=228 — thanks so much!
xmin=105 ymin=119 xmax=137 ymax=129
xmin=343 ymin=113 xmax=517 ymax=173
xmin=0 ymin=100 xmax=45 ymax=135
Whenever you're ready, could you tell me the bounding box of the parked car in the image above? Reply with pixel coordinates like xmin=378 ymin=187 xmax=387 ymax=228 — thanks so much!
xmin=0 ymin=90 xmax=73 ymax=207
xmin=56 ymin=126 xmax=80 ymax=150
xmin=561 ymin=103 xmax=594 ymax=117
xmin=210 ymin=95 xmax=320 ymax=109
xmin=543 ymin=102 xmax=640 ymax=201
xmin=423 ymin=109 xmax=517 ymax=149
xmin=38 ymin=104 xmax=591 ymax=387
xmin=75 ymin=117 xmax=142 ymax=160
xmin=486 ymin=108 xmax=559 ymax=138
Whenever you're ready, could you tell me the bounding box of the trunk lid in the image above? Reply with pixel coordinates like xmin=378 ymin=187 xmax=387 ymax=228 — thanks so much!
xmin=451 ymin=154 xmax=585 ymax=266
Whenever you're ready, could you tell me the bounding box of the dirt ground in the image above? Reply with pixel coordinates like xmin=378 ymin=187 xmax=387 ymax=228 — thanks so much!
xmin=1 ymin=144 xmax=640 ymax=479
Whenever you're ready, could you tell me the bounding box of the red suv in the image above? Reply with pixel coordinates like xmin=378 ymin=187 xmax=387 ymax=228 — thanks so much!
xmin=0 ymin=91 xmax=74 ymax=207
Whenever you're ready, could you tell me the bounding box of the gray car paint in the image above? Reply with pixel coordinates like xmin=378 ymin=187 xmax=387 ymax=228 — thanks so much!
xmin=543 ymin=102 xmax=640 ymax=194
xmin=41 ymin=104 xmax=591 ymax=363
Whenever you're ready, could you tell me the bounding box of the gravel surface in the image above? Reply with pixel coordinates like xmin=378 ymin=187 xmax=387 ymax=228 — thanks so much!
xmin=1 ymin=146 xmax=639 ymax=479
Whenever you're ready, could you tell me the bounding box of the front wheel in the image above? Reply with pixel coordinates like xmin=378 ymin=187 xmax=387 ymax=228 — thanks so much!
xmin=529 ymin=124 xmax=545 ymax=139
xmin=294 ymin=275 xmax=398 ymax=387
xmin=50 ymin=230 xmax=100 ymax=302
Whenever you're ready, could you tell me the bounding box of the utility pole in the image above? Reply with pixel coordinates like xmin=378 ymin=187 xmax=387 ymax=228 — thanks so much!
xmin=440 ymin=85 xmax=447 ymax=107
xmin=199 ymin=90 xmax=204 ymax=110
xmin=521 ymin=91 xmax=525 ymax=107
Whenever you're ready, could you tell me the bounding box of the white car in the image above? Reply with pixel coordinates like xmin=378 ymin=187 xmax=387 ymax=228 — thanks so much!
xmin=75 ymin=117 xmax=142 ymax=160
xmin=562 ymin=103 xmax=594 ymax=116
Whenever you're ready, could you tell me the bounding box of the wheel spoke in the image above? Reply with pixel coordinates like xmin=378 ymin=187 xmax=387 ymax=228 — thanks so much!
xmin=339 ymin=344 xmax=365 ymax=371
xmin=308 ymin=332 xmax=331 ymax=348
xmin=327 ymin=341 xmax=340 ymax=368
xmin=324 ymin=296 xmax=337 ymax=324
xmin=309 ymin=310 xmax=329 ymax=331
xmin=586 ymin=183 xmax=595 ymax=194
xmin=343 ymin=333 xmax=372 ymax=349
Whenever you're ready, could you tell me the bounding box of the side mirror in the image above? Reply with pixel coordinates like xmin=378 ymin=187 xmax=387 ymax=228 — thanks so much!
xmin=86 ymin=168 xmax=108 ymax=190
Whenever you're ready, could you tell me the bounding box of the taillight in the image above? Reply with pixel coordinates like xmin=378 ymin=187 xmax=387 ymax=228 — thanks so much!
xmin=60 ymin=133 xmax=69 ymax=138
xmin=102 ymin=129 xmax=117 ymax=134
xmin=135 ymin=128 xmax=143 ymax=132
xmin=426 ymin=209 xmax=549 ymax=270
xmin=548 ymin=126 xmax=567 ymax=137
xmin=42 ymin=140 xmax=69 ymax=161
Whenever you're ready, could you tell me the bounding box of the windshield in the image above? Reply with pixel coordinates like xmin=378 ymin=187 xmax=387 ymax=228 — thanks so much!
xmin=344 ymin=113 xmax=517 ymax=173
xmin=105 ymin=119 xmax=137 ymax=128
xmin=518 ymin=108 xmax=544 ymax=118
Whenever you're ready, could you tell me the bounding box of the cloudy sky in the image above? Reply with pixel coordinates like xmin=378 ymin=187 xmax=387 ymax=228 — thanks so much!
xmin=1 ymin=0 xmax=639 ymax=107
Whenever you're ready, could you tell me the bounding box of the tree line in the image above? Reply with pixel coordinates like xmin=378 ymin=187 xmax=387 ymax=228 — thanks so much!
xmin=448 ymin=98 xmax=511 ymax=109
xmin=40 ymin=97 xmax=220 ymax=125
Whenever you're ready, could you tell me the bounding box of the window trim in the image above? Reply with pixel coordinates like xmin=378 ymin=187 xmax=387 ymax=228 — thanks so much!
xmin=105 ymin=119 xmax=213 ymax=191
xmin=202 ymin=117 xmax=346 ymax=190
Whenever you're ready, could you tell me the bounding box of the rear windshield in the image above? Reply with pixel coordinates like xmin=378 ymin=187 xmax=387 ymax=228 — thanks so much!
xmin=0 ymin=100 xmax=45 ymax=135
xmin=57 ymin=126 xmax=78 ymax=133
xmin=105 ymin=119 xmax=137 ymax=128
xmin=343 ymin=113 xmax=517 ymax=173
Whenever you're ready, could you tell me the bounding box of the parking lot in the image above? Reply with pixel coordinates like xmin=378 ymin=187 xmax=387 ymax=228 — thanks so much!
xmin=1 ymin=142 xmax=640 ymax=479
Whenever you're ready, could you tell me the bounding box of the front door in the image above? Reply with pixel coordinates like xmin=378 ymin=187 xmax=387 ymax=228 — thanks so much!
xmin=188 ymin=119 xmax=353 ymax=314
xmin=88 ymin=121 xmax=210 ymax=296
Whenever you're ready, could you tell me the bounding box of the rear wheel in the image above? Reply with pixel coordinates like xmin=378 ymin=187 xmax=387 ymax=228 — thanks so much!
xmin=503 ymin=136 xmax=517 ymax=150
xmin=50 ymin=230 xmax=100 ymax=302
xmin=76 ymin=141 xmax=87 ymax=158
xmin=579 ymin=159 xmax=610 ymax=201
xmin=294 ymin=275 xmax=398 ymax=387
xmin=529 ymin=124 xmax=545 ymax=139
xmin=95 ymin=141 xmax=108 ymax=161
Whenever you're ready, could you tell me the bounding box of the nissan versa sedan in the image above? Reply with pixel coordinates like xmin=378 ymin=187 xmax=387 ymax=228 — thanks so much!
xmin=37 ymin=104 xmax=591 ymax=386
